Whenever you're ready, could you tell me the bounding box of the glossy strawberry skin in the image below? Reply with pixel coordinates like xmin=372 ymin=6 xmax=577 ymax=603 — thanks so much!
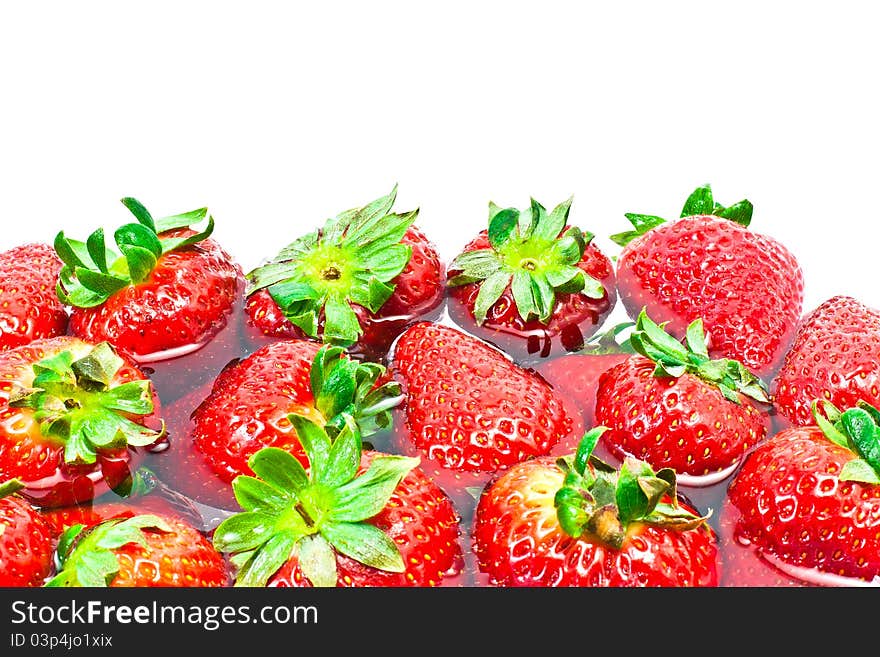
xmin=616 ymin=215 xmax=803 ymax=379
xmin=49 ymin=506 xmax=227 ymax=588
xmin=268 ymin=450 xmax=463 ymax=587
xmin=473 ymin=456 xmax=720 ymax=587
xmin=0 ymin=243 xmax=68 ymax=351
xmin=156 ymin=339 xmax=323 ymax=510
xmin=594 ymin=356 xmax=770 ymax=479
xmin=0 ymin=336 xmax=163 ymax=508
xmin=390 ymin=322 xmax=578 ymax=501
xmin=0 ymin=494 xmax=55 ymax=587
xmin=244 ymin=225 xmax=445 ymax=360
xmin=447 ymin=231 xmax=616 ymax=362
xmin=69 ymin=230 xmax=242 ymax=363
xmin=772 ymin=296 xmax=880 ymax=427
xmin=726 ymin=425 xmax=880 ymax=585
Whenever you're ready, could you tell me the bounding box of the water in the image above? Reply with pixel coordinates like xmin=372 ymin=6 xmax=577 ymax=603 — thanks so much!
xmin=48 ymin=300 xmax=864 ymax=588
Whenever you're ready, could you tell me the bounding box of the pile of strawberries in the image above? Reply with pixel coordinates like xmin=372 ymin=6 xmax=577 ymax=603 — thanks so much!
xmin=2 ymin=184 xmax=880 ymax=588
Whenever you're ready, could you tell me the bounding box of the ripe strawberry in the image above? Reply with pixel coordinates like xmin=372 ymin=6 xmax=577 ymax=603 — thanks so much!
xmin=0 ymin=336 xmax=165 ymax=507
xmin=533 ymin=322 xmax=634 ymax=436
xmin=472 ymin=427 xmax=720 ymax=586
xmin=46 ymin=510 xmax=228 ymax=587
xmin=154 ymin=340 xmax=404 ymax=510
xmin=243 ymin=186 xmax=444 ymax=360
xmin=772 ymin=295 xmax=880 ymax=428
xmin=56 ymin=197 xmax=243 ymax=364
xmin=213 ymin=419 xmax=463 ymax=587
xmin=446 ymin=196 xmax=616 ymax=362
xmin=0 ymin=243 xmax=68 ymax=351
xmin=594 ymin=310 xmax=771 ymax=484
xmin=389 ymin=321 xmax=581 ymax=504
xmin=725 ymin=400 xmax=880 ymax=586
xmin=612 ymin=184 xmax=803 ymax=379
xmin=0 ymin=479 xmax=55 ymax=587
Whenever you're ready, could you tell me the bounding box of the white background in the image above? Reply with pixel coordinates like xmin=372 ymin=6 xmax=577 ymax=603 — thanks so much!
xmin=1 ymin=1 xmax=878 ymax=317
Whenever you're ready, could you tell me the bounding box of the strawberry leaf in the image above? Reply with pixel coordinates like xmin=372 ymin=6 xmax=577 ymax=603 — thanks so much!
xmin=681 ymin=184 xmax=715 ymax=217
xmin=0 ymin=478 xmax=25 ymax=499
xmin=322 ymin=521 xmax=405 ymax=573
xmin=120 ymin=197 xmax=156 ymax=231
xmin=8 ymin=342 xmax=163 ymax=464
xmin=297 ymin=534 xmax=338 ymax=588
xmin=488 ymin=208 xmax=519 ymax=248
xmin=631 ymin=308 xmax=769 ymax=404
xmin=56 ymin=198 xmax=215 ymax=308
xmin=231 ymin=476 xmax=290 ymax=513
xmin=46 ymin=515 xmax=171 ymax=588
xmin=245 ymin=187 xmax=418 ymax=346
xmin=234 ymin=531 xmax=299 ymax=588
xmin=841 ymin=408 xmax=880 ymax=474
xmin=215 ymin=414 xmax=418 ymax=587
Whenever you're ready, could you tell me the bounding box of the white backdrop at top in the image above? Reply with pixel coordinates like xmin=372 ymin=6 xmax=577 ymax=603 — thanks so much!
xmin=0 ymin=1 xmax=877 ymax=319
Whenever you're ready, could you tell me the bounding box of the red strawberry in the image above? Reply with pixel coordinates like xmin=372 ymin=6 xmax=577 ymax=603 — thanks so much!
xmin=0 ymin=336 xmax=165 ymax=507
xmin=771 ymin=295 xmax=880 ymax=428
xmin=725 ymin=400 xmax=880 ymax=586
xmin=0 ymin=479 xmax=55 ymax=587
xmin=46 ymin=510 xmax=228 ymax=587
xmin=56 ymin=197 xmax=243 ymax=364
xmin=0 ymin=243 xmax=68 ymax=351
xmin=533 ymin=322 xmax=634 ymax=435
xmin=154 ymin=340 xmax=404 ymax=510
xmin=612 ymin=184 xmax=803 ymax=379
xmin=389 ymin=321 xmax=582 ymax=504
xmin=446 ymin=197 xmax=616 ymax=362
xmin=243 ymin=186 xmax=444 ymax=361
xmin=594 ymin=310 xmax=771 ymax=484
xmin=213 ymin=420 xmax=463 ymax=587
xmin=472 ymin=427 xmax=720 ymax=587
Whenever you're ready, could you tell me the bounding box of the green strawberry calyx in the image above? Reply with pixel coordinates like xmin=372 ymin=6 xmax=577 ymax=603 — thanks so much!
xmin=45 ymin=514 xmax=173 ymax=587
xmin=554 ymin=427 xmax=711 ymax=549
xmin=213 ymin=415 xmax=419 ymax=587
xmin=55 ymin=197 xmax=214 ymax=308
xmin=812 ymin=400 xmax=880 ymax=484
xmin=303 ymin=345 xmax=404 ymax=440
xmin=244 ymin=186 xmax=418 ymax=346
xmin=447 ymin=197 xmax=605 ymax=326
xmin=629 ymin=308 xmax=769 ymax=404
xmin=578 ymin=321 xmax=637 ymax=356
xmin=610 ymin=183 xmax=754 ymax=247
xmin=0 ymin=478 xmax=25 ymax=499
xmin=7 ymin=341 xmax=165 ymax=465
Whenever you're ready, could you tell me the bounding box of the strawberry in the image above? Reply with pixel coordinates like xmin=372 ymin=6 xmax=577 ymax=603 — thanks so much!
xmin=0 ymin=243 xmax=68 ymax=351
xmin=45 ymin=510 xmax=228 ymax=587
xmin=389 ymin=321 xmax=582 ymax=504
xmin=533 ymin=321 xmax=634 ymax=436
xmin=212 ymin=419 xmax=463 ymax=587
xmin=725 ymin=400 xmax=880 ymax=586
xmin=243 ymin=186 xmax=444 ymax=360
xmin=594 ymin=310 xmax=771 ymax=484
xmin=154 ymin=340 xmax=404 ymax=510
xmin=55 ymin=197 xmax=243 ymax=364
xmin=0 ymin=336 xmax=165 ymax=507
xmin=446 ymin=196 xmax=616 ymax=362
xmin=771 ymin=295 xmax=880 ymax=428
xmin=472 ymin=427 xmax=720 ymax=586
xmin=0 ymin=479 xmax=55 ymax=587
xmin=611 ymin=184 xmax=803 ymax=379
